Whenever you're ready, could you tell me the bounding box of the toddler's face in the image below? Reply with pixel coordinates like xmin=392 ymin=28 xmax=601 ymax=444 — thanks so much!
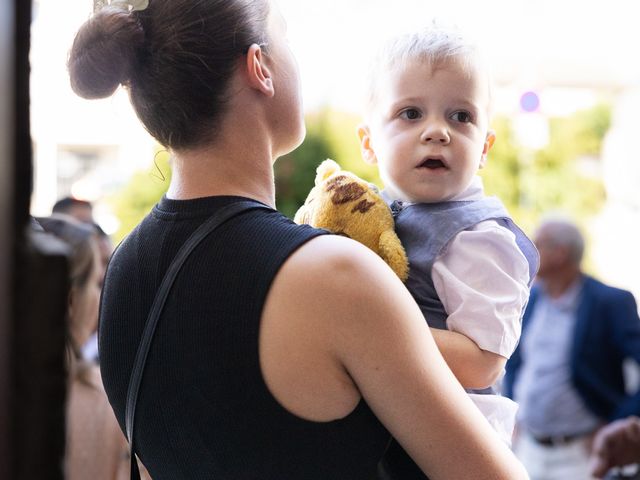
xmin=360 ymin=58 xmax=494 ymax=203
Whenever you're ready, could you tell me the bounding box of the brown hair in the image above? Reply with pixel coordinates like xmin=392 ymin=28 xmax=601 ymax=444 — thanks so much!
xmin=36 ymin=214 xmax=100 ymax=385
xmin=68 ymin=0 xmax=270 ymax=150
xmin=37 ymin=214 xmax=98 ymax=292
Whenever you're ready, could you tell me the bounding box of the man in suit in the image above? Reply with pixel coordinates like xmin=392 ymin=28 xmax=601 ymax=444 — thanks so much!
xmin=504 ymin=217 xmax=640 ymax=480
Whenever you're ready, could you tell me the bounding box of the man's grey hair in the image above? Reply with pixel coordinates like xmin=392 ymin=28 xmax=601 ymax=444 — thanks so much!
xmin=537 ymin=215 xmax=586 ymax=264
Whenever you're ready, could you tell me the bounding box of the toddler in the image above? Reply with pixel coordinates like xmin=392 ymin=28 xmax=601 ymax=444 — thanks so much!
xmin=357 ymin=25 xmax=539 ymax=478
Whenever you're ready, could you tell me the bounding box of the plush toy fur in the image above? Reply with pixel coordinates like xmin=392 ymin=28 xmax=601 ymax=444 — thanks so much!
xmin=294 ymin=159 xmax=409 ymax=281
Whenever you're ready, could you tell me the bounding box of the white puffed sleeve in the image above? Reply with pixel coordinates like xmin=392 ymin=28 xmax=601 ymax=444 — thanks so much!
xmin=431 ymin=220 xmax=530 ymax=358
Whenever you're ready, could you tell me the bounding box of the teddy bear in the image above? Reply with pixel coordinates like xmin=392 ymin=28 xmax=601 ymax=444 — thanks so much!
xmin=294 ymin=159 xmax=409 ymax=281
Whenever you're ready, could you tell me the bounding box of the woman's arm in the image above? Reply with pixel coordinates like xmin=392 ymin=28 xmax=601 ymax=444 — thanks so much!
xmin=262 ymin=235 xmax=528 ymax=480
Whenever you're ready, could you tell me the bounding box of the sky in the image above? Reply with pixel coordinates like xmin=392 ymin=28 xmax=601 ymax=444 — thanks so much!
xmin=276 ymin=0 xmax=640 ymax=112
xmin=36 ymin=0 xmax=640 ymax=115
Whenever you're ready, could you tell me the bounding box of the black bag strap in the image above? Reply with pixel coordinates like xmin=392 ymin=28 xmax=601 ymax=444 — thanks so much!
xmin=125 ymin=200 xmax=272 ymax=479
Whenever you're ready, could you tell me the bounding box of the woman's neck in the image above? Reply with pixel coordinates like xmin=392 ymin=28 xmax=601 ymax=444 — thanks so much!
xmin=167 ymin=133 xmax=277 ymax=208
xmin=164 ymin=70 xmax=298 ymax=208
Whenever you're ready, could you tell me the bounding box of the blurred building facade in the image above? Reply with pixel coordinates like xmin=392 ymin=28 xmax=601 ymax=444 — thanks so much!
xmin=30 ymin=0 xmax=156 ymax=233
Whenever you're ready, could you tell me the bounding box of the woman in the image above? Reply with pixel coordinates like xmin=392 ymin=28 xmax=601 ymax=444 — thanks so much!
xmin=37 ymin=215 xmax=131 ymax=480
xmin=68 ymin=1 xmax=528 ymax=478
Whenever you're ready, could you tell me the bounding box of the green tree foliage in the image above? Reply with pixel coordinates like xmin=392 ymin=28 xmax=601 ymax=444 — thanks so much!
xmin=480 ymin=116 xmax=522 ymax=213
xmin=110 ymin=149 xmax=171 ymax=243
xmin=481 ymin=103 xmax=611 ymax=233
xmin=274 ymin=108 xmax=383 ymax=218
xmin=274 ymin=112 xmax=335 ymax=218
xmin=311 ymin=108 xmax=381 ymax=184
xmin=109 ymin=103 xmax=611 ymax=241
xmin=110 ymin=109 xmax=369 ymax=231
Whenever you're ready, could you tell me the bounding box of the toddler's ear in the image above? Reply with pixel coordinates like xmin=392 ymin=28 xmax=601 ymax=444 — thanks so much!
xmin=480 ymin=130 xmax=496 ymax=169
xmin=357 ymin=124 xmax=378 ymax=165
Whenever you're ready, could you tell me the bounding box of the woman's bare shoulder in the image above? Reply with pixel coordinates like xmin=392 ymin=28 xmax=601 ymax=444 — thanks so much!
xmin=284 ymin=234 xmax=398 ymax=295
xmin=268 ymin=233 xmax=426 ymax=360
xmin=263 ymin=234 xmax=529 ymax=479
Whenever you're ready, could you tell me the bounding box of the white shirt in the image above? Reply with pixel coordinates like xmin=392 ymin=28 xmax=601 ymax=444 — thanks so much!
xmin=429 ymin=176 xmax=531 ymax=444
xmin=432 ymin=176 xmax=531 ymax=359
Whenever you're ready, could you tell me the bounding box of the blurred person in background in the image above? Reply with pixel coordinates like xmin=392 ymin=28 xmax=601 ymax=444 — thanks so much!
xmin=36 ymin=214 xmax=133 ymax=480
xmin=505 ymin=216 xmax=640 ymax=480
xmin=93 ymin=222 xmax=115 ymax=272
xmin=52 ymin=196 xmax=94 ymax=224
xmin=52 ymin=196 xmax=115 ymax=362
xmin=51 ymin=196 xmax=113 ymax=269
xmin=82 ymin=222 xmax=114 ymax=363
xmin=51 ymin=196 xmax=114 ymax=271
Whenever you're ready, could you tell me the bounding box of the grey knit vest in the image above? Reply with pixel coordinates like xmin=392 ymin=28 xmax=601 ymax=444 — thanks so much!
xmin=392 ymin=197 xmax=538 ymax=329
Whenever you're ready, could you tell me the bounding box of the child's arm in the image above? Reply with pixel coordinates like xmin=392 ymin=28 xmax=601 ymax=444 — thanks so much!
xmin=430 ymin=328 xmax=506 ymax=389
xmin=431 ymin=221 xmax=532 ymax=390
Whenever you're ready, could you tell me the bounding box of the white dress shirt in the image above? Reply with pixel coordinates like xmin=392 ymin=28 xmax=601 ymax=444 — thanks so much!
xmin=428 ymin=176 xmax=531 ymax=444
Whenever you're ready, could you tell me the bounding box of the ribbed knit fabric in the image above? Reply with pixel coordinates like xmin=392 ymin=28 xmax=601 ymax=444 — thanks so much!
xmin=99 ymin=195 xmax=390 ymax=479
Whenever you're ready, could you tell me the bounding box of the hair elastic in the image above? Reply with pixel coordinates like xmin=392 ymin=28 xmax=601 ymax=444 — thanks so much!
xmin=93 ymin=0 xmax=149 ymax=13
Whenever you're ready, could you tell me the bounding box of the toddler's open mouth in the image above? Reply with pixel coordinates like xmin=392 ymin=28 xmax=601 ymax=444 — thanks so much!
xmin=419 ymin=158 xmax=447 ymax=169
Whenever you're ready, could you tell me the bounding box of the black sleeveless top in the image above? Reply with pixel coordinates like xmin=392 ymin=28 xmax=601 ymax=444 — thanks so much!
xmin=99 ymin=195 xmax=390 ymax=479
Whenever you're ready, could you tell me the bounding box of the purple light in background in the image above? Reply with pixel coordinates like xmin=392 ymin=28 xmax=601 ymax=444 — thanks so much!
xmin=520 ymin=91 xmax=540 ymax=112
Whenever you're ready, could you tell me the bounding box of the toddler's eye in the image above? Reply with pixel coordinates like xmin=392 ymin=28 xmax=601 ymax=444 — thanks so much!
xmin=400 ymin=108 xmax=422 ymax=120
xmin=450 ymin=111 xmax=472 ymax=123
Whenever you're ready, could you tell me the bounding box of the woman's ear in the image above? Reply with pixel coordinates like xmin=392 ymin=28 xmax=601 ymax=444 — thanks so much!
xmin=245 ymin=43 xmax=274 ymax=98
xmin=357 ymin=124 xmax=378 ymax=165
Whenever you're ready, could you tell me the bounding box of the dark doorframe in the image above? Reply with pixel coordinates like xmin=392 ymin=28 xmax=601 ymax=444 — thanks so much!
xmin=0 ymin=0 xmax=15 ymax=475
xmin=2 ymin=1 xmax=69 ymax=479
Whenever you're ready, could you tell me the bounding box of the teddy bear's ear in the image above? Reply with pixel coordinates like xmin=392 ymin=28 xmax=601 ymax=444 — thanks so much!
xmin=315 ymin=159 xmax=341 ymax=185
xmin=293 ymin=204 xmax=309 ymax=225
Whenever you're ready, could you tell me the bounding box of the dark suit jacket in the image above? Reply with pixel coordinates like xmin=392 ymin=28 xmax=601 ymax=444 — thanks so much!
xmin=505 ymin=275 xmax=640 ymax=420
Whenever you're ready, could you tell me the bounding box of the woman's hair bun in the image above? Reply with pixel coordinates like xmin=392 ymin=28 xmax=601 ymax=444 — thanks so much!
xmin=68 ymin=7 xmax=145 ymax=99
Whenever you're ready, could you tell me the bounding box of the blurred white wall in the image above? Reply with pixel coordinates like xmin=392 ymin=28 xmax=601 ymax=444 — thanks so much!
xmin=592 ymin=88 xmax=640 ymax=301
xmin=30 ymin=0 xmax=156 ymax=230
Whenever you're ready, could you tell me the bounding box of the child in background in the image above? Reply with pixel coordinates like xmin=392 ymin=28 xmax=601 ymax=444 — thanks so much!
xmin=357 ymin=24 xmax=539 ymax=477
xmin=36 ymin=214 xmax=132 ymax=480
